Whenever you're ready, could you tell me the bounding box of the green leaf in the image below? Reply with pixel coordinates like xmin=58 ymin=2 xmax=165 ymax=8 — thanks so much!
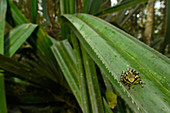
xmin=102 ymin=72 xmax=138 ymax=112
xmin=63 ymin=14 xmax=170 ymax=113
xmin=6 ymin=1 xmax=70 ymax=91
xmin=5 ymin=23 xmax=37 ymax=57
xmin=70 ymin=33 xmax=91 ymax=113
xmin=119 ymin=5 xmax=141 ymax=27
xmin=161 ymin=0 xmax=170 ymax=54
xmin=0 ymin=0 xmax=7 ymax=112
xmin=7 ymin=0 xmax=28 ymax=26
xmin=0 ymin=54 xmax=57 ymax=89
xmin=69 ymin=0 xmax=76 ymax=14
xmin=31 ymin=0 xmax=38 ymax=23
xmin=0 ymin=0 xmax=7 ymax=53
xmin=60 ymin=0 xmax=75 ymax=14
xmin=88 ymin=0 xmax=103 ymax=14
xmin=103 ymin=98 xmax=113 ymax=113
xmin=82 ymin=0 xmax=90 ymax=13
xmin=50 ymin=39 xmax=81 ymax=108
xmin=6 ymin=0 xmax=67 ymax=87
xmin=82 ymin=47 xmax=104 ymax=113
xmin=96 ymin=0 xmax=149 ymax=16
xmin=60 ymin=0 xmax=75 ymax=40
xmin=0 ymin=75 xmax=7 ymax=113
xmin=82 ymin=0 xmax=102 ymax=14
xmin=29 ymin=27 xmax=65 ymax=85
xmin=105 ymin=90 xmax=117 ymax=109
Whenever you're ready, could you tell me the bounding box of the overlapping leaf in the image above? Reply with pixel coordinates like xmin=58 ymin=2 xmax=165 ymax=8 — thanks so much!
xmin=50 ymin=39 xmax=81 ymax=107
xmin=96 ymin=0 xmax=149 ymax=16
xmin=4 ymin=24 xmax=37 ymax=57
xmin=63 ymin=14 xmax=170 ymax=113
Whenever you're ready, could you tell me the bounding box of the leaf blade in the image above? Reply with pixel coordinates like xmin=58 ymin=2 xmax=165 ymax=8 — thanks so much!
xmin=31 ymin=0 xmax=38 ymax=23
xmin=50 ymin=39 xmax=81 ymax=108
xmin=96 ymin=0 xmax=149 ymax=16
xmin=7 ymin=0 xmax=28 ymax=26
xmin=0 ymin=0 xmax=7 ymax=112
xmin=63 ymin=14 xmax=170 ymax=113
xmin=82 ymin=47 xmax=104 ymax=113
xmin=4 ymin=23 xmax=37 ymax=57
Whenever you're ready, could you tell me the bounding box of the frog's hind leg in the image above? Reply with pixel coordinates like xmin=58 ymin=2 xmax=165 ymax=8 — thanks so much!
xmin=139 ymin=81 xmax=145 ymax=88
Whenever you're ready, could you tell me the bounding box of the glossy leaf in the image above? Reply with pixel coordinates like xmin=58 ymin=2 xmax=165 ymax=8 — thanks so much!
xmin=63 ymin=14 xmax=170 ymax=113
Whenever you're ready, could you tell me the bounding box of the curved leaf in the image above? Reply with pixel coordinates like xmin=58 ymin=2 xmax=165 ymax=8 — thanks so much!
xmin=63 ymin=14 xmax=170 ymax=113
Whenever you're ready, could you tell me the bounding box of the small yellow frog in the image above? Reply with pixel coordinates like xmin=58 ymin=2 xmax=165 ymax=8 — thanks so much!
xmin=120 ymin=68 xmax=145 ymax=90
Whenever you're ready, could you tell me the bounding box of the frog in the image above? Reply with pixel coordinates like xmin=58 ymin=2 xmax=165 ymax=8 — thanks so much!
xmin=120 ymin=68 xmax=145 ymax=90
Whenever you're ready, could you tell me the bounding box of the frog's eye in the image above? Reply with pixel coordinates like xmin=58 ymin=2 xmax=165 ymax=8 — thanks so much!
xmin=134 ymin=71 xmax=139 ymax=75
xmin=122 ymin=70 xmax=125 ymax=74
xmin=135 ymin=75 xmax=139 ymax=78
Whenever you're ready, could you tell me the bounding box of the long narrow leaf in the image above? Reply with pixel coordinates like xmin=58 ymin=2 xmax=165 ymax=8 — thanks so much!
xmin=103 ymin=98 xmax=113 ymax=113
xmin=50 ymin=39 xmax=81 ymax=108
xmin=88 ymin=0 xmax=102 ymax=14
xmin=63 ymin=14 xmax=170 ymax=113
xmin=82 ymin=0 xmax=90 ymax=13
xmin=96 ymin=0 xmax=149 ymax=16
xmin=82 ymin=47 xmax=104 ymax=113
xmin=7 ymin=0 xmax=28 ymax=26
xmin=102 ymin=72 xmax=139 ymax=112
xmin=0 ymin=54 xmax=57 ymax=89
xmin=31 ymin=0 xmax=38 ymax=23
xmin=161 ymin=0 xmax=170 ymax=54
xmin=4 ymin=24 xmax=37 ymax=57
xmin=70 ymin=32 xmax=92 ymax=113
xmin=0 ymin=0 xmax=7 ymax=112
xmin=0 ymin=0 xmax=7 ymax=53
xmin=6 ymin=1 xmax=68 ymax=90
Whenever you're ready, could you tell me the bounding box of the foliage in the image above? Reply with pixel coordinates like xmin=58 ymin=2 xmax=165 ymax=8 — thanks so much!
xmin=0 ymin=0 xmax=169 ymax=113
